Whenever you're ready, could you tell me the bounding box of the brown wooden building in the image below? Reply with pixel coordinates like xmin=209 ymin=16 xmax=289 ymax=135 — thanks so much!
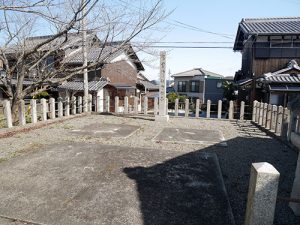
xmin=233 ymin=17 xmax=300 ymax=105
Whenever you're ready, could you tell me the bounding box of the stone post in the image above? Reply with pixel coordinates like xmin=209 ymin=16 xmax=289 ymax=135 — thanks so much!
xmin=65 ymin=97 xmax=70 ymax=116
xmin=258 ymin=102 xmax=264 ymax=126
xmin=97 ymin=96 xmax=102 ymax=113
xmin=154 ymin=97 xmax=159 ymax=115
xmin=271 ymin=105 xmax=278 ymax=131
xmin=240 ymin=101 xmax=245 ymax=121
xmin=195 ymin=99 xmax=200 ymax=118
xmin=89 ymin=94 xmax=93 ymax=112
xmin=165 ymin=98 xmax=169 ymax=115
xmin=70 ymin=97 xmax=75 ymax=115
xmin=229 ymin=100 xmax=234 ymax=120
xmin=78 ymin=96 xmax=83 ymax=114
xmin=41 ymin=98 xmax=47 ymax=121
xmin=71 ymin=96 xmax=76 ymax=115
xmin=290 ymin=154 xmax=300 ymax=216
xmin=275 ymin=106 xmax=283 ymax=134
xmin=266 ymin=104 xmax=272 ymax=129
xmin=185 ymin=99 xmax=189 ymax=117
xmin=155 ymin=51 xmax=169 ymax=122
xmin=287 ymin=111 xmax=296 ymax=142
xmin=252 ymin=101 xmax=258 ymax=122
xmin=49 ymin=98 xmax=56 ymax=119
xmin=175 ymin=98 xmax=179 ymax=117
xmin=30 ymin=99 xmax=37 ymax=124
xmin=57 ymin=97 xmax=63 ymax=118
xmin=83 ymin=95 xmax=88 ymax=113
xmin=207 ymin=100 xmax=211 ymax=118
xmin=133 ymin=97 xmax=138 ymax=114
xmin=281 ymin=107 xmax=290 ymax=139
xmin=3 ymin=100 xmax=12 ymax=128
xmin=262 ymin=103 xmax=268 ymax=127
xmin=124 ymin=96 xmax=129 ymax=114
xmin=18 ymin=100 xmax=26 ymax=126
xmin=217 ymin=100 xmax=222 ymax=119
xmin=105 ymin=96 xmax=110 ymax=113
xmin=244 ymin=162 xmax=280 ymax=225
xmin=255 ymin=101 xmax=260 ymax=123
xmin=115 ymin=96 xmax=119 ymax=113
xmin=143 ymin=96 xmax=148 ymax=115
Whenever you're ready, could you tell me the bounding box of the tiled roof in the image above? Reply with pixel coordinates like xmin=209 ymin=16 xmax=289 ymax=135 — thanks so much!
xmin=257 ymin=60 xmax=300 ymax=84
xmin=172 ymin=68 xmax=223 ymax=78
xmin=234 ymin=17 xmax=300 ymax=51
xmin=240 ymin=17 xmax=300 ymax=34
xmin=0 ymin=79 xmax=34 ymax=86
xmin=4 ymin=32 xmax=96 ymax=54
xmin=64 ymin=46 xmax=121 ymax=64
xmin=110 ymin=83 xmax=136 ymax=89
xmin=139 ymin=80 xmax=159 ymax=90
xmin=58 ymin=80 xmax=108 ymax=91
xmin=263 ymin=74 xmax=300 ymax=83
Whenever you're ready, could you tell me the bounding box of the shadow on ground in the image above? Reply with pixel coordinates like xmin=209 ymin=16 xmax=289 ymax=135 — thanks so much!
xmin=0 ymin=121 xmax=299 ymax=225
xmin=124 ymin=125 xmax=300 ymax=225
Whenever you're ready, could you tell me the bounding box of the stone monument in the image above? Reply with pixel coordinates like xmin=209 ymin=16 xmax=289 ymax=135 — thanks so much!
xmin=155 ymin=51 xmax=169 ymax=122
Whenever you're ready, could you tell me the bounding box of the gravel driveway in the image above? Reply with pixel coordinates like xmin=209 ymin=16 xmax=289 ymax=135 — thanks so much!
xmin=0 ymin=114 xmax=299 ymax=225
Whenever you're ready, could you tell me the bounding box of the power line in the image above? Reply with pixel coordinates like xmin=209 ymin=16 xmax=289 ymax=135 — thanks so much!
xmin=132 ymin=45 xmax=233 ymax=49
xmin=116 ymin=0 xmax=235 ymax=40
xmin=132 ymin=41 xmax=234 ymax=44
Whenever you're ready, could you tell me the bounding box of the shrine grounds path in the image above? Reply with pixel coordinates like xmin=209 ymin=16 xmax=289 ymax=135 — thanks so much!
xmin=0 ymin=114 xmax=299 ymax=225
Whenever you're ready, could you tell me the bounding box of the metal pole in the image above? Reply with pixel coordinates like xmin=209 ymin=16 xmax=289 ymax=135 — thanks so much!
xmin=82 ymin=0 xmax=88 ymax=112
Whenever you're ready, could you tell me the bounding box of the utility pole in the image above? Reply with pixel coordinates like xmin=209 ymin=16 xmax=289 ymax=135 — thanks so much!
xmin=82 ymin=0 xmax=88 ymax=112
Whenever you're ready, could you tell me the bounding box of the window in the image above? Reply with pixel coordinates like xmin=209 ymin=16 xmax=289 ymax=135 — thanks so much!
xmin=255 ymin=36 xmax=300 ymax=58
xmin=178 ymin=81 xmax=187 ymax=92
xmin=190 ymin=81 xmax=199 ymax=92
xmin=217 ymin=81 xmax=223 ymax=88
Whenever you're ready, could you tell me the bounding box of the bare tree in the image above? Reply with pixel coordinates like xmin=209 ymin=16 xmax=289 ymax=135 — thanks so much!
xmin=0 ymin=0 xmax=167 ymax=122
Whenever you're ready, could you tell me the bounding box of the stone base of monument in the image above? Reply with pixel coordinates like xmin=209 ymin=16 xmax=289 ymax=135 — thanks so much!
xmin=155 ymin=114 xmax=169 ymax=122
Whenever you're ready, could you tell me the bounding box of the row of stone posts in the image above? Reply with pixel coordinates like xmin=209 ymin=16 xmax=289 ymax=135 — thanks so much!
xmin=110 ymin=96 xmax=247 ymax=120
xmin=2 ymin=94 xmax=92 ymax=128
xmin=252 ymin=100 xmax=287 ymax=136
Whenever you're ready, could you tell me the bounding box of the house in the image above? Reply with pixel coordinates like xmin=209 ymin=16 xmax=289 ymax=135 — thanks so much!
xmin=171 ymin=68 xmax=225 ymax=103
xmin=136 ymin=72 xmax=159 ymax=111
xmin=0 ymin=32 xmax=144 ymax=111
xmin=256 ymin=60 xmax=300 ymax=106
xmin=233 ymin=17 xmax=300 ymax=105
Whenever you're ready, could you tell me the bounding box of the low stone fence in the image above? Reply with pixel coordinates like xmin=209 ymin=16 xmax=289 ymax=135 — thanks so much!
xmin=288 ymin=108 xmax=300 ymax=151
xmin=251 ymin=100 xmax=300 ymax=150
xmin=109 ymin=96 xmax=251 ymax=120
xmin=1 ymin=94 xmax=93 ymax=129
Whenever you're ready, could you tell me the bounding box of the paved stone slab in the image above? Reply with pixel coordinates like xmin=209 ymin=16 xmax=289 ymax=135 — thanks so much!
xmin=70 ymin=123 xmax=139 ymax=138
xmin=153 ymin=128 xmax=227 ymax=146
xmin=0 ymin=143 xmax=234 ymax=225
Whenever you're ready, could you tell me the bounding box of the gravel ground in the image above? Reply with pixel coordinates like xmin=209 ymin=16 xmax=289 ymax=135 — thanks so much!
xmin=0 ymin=114 xmax=299 ymax=225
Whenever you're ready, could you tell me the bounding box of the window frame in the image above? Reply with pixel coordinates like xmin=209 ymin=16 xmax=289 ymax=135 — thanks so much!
xmin=190 ymin=81 xmax=200 ymax=92
xmin=178 ymin=81 xmax=187 ymax=92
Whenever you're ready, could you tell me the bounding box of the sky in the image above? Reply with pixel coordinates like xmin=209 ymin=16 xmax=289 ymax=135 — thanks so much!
xmin=139 ymin=0 xmax=300 ymax=80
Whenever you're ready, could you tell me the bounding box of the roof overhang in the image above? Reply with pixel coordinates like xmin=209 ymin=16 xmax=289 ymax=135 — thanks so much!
xmin=110 ymin=83 xmax=136 ymax=90
xmin=269 ymin=84 xmax=300 ymax=92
